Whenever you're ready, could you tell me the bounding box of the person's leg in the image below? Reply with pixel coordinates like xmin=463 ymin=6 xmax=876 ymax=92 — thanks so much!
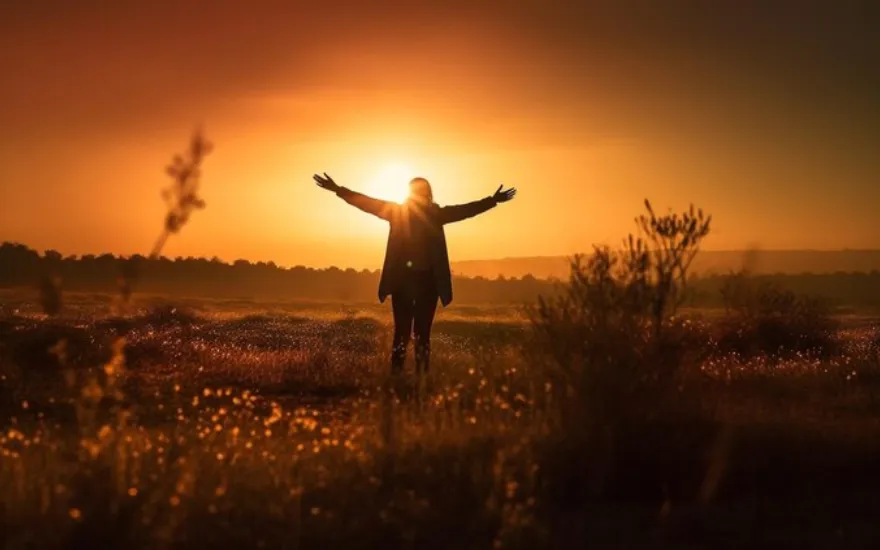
xmin=413 ymin=272 xmax=439 ymax=374
xmin=390 ymin=285 xmax=415 ymax=375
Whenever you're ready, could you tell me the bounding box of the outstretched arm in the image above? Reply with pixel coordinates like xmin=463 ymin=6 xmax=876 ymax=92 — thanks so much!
xmin=314 ymin=173 xmax=393 ymax=221
xmin=439 ymin=185 xmax=516 ymax=224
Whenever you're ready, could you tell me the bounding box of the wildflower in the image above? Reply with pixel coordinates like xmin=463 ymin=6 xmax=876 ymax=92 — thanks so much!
xmin=506 ymin=480 xmax=519 ymax=499
xmin=49 ymin=338 xmax=68 ymax=365
xmin=81 ymin=378 xmax=104 ymax=404
xmin=81 ymin=439 xmax=101 ymax=459
xmin=266 ymin=403 xmax=283 ymax=426
xmin=104 ymin=337 xmax=126 ymax=377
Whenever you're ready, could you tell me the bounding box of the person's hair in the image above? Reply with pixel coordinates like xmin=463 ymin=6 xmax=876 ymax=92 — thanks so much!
xmin=409 ymin=177 xmax=433 ymax=202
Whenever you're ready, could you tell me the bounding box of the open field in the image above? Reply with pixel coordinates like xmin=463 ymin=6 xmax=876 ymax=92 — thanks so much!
xmin=5 ymin=2 xmax=879 ymax=548
xmin=1 ymin=290 xmax=880 ymax=548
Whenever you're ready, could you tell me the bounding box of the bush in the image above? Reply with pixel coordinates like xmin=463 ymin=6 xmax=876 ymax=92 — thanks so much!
xmin=140 ymin=304 xmax=201 ymax=328
xmin=527 ymin=201 xmax=716 ymax=502
xmin=716 ymin=272 xmax=838 ymax=357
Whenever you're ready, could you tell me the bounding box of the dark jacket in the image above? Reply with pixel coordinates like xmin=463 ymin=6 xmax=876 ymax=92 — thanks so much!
xmin=336 ymin=187 xmax=497 ymax=306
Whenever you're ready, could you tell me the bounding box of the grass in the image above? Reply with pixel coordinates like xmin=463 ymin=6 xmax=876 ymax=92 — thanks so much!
xmin=4 ymin=193 xmax=880 ymax=548
xmin=0 ymin=295 xmax=546 ymax=548
xmin=0 ymin=292 xmax=879 ymax=548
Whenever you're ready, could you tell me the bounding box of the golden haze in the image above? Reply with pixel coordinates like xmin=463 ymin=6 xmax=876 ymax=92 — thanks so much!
xmin=0 ymin=2 xmax=877 ymax=268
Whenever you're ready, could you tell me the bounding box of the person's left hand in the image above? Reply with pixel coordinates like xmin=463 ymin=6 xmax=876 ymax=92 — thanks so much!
xmin=493 ymin=185 xmax=516 ymax=203
xmin=314 ymin=173 xmax=340 ymax=193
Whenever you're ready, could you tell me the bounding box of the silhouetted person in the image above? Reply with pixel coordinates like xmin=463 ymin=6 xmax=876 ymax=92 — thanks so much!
xmin=314 ymin=173 xmax=516 ymax=374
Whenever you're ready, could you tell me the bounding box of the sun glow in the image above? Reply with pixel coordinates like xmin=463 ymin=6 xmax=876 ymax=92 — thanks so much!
xmin=365 ymin=162 xmax=414 ymax=204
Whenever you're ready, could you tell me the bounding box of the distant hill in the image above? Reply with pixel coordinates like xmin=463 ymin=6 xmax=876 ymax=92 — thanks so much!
xmin=451 ymin=250 xmax=880 ymax=280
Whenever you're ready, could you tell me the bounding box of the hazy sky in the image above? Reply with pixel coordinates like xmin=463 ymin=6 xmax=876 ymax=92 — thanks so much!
xmin=1 ymin=1 xmax=878 ymax=269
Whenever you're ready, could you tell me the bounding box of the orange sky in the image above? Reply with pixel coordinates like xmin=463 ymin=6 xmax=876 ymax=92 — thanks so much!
xmin=1 ymin=1 xmax=878 ymax=270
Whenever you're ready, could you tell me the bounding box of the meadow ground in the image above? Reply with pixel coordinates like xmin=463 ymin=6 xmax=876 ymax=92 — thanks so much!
xmin=1 ymin=289 xmax=879 ymax=548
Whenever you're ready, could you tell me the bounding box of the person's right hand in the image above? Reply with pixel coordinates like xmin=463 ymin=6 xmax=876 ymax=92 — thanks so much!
xmin=313 ymin=172 xmax=340 ymax=193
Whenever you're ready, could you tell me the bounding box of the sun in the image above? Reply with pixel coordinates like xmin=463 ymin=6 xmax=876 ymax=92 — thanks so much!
xmin=366 ymin=162 xmax=414 ymax=204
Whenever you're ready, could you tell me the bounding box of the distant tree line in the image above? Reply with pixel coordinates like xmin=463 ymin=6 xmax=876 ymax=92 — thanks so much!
xmin=0 ymin=242 xmax=553 ymax=305
xmin=1 ymin=242 xmax=878 ymax=309
xmin=685 ymin=271 xmax=880 ymax=310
